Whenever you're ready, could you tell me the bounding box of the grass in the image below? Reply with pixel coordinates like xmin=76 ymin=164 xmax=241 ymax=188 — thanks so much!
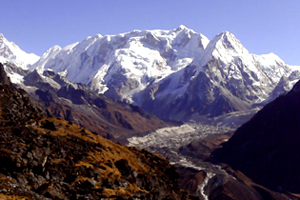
xmin=30 ymin=117 xmax=155 ymax=196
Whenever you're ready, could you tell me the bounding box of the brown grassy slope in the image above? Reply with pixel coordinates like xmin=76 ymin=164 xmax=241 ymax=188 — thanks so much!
xmin=39 ymin=97 xmax=169 ymax=139
xmin=1 ymin=117 xmax=190 ymax=199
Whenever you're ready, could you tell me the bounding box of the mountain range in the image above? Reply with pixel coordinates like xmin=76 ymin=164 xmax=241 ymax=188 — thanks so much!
xmin=1 ymin=26 xmax=300 ymax=199
xmin=2 ymin=58 xmax=298 ymax=199
xmin=1 ymin=26 xmax=299 ymax=121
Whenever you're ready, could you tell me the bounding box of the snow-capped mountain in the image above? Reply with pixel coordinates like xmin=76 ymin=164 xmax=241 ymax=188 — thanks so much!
xmin=137 ymin=31 xmax=295 ymax=120
xmin=262 ymin=70 xmax=300 ymax=105
xmin=29 ymin=27 xmax=300 ymax=121
xmin=4 ymin=26 xmax=300 ymax=121
xmin=30 ymin=25 xmax=210 ymax=101
xmin=0 ymin=33 xmax=39 ymax=69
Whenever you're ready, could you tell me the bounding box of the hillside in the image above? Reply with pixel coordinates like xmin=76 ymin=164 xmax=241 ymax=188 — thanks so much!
xmin=212 ymin=79 xmax=300 ymax=195
xmin=0 ymin=63 xmax=194 ymax=199
xmin=4 ymin=62 xmax=169 ymax=139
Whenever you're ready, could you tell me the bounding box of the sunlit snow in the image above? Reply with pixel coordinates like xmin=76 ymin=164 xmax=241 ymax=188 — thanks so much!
xmin=0 ymin=33 xmax=39 ymax=69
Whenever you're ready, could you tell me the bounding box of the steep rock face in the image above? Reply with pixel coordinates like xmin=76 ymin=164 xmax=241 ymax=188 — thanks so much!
xmin=138 ymin=57 xmax=255 ymax=120
xmin=29 ymin=27 xmax=299 ymax=120
xmin=0 ymin=63 xmax=193 ymax=199
xmin=212 ymin=79 xmax=300 ymax=194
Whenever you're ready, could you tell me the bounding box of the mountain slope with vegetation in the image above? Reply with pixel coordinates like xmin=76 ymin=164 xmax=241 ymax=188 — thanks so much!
xmin=0 ymin=63 xmax=194 ymax=199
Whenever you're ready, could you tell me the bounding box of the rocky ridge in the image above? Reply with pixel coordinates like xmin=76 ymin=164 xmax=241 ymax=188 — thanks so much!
xmin=4 ymin=62 xmax=169 ymax=139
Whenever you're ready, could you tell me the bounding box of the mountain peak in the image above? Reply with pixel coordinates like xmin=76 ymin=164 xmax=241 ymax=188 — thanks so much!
xmin=84 ymin=34 xmax=103 ymax=41
xmin=46 ymin=45 xmax=62 ymax=54
xmin=0 ymin=34 xmax=40 ymax=69
xmin=192 ymin=30 xmax=249 ymax=67
xmin=0 ymin=33 xmax=10 ymax=45
xmin=0 ymin=33 xmax=4 ymax=40
xmin=94 ymin=33 xmax=103 ymax=38
xmin=52 ymin=44 xmax=62 ymax=49
xmin=221 ymin=30 xmax=232 ymax=36
xmin=206 ymin=31 xmax=249 ymax=58
xmin=177 ymin=24 xmax=188 ymax=30
xmin=174 ymin=25 xmax=195 ymax=34
xmin=214 ymin=31 xmax=237 ymax=43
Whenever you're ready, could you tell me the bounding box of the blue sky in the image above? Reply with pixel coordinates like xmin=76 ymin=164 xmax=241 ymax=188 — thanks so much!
xmin=1 ymin=0 xmax=299 ymax=65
